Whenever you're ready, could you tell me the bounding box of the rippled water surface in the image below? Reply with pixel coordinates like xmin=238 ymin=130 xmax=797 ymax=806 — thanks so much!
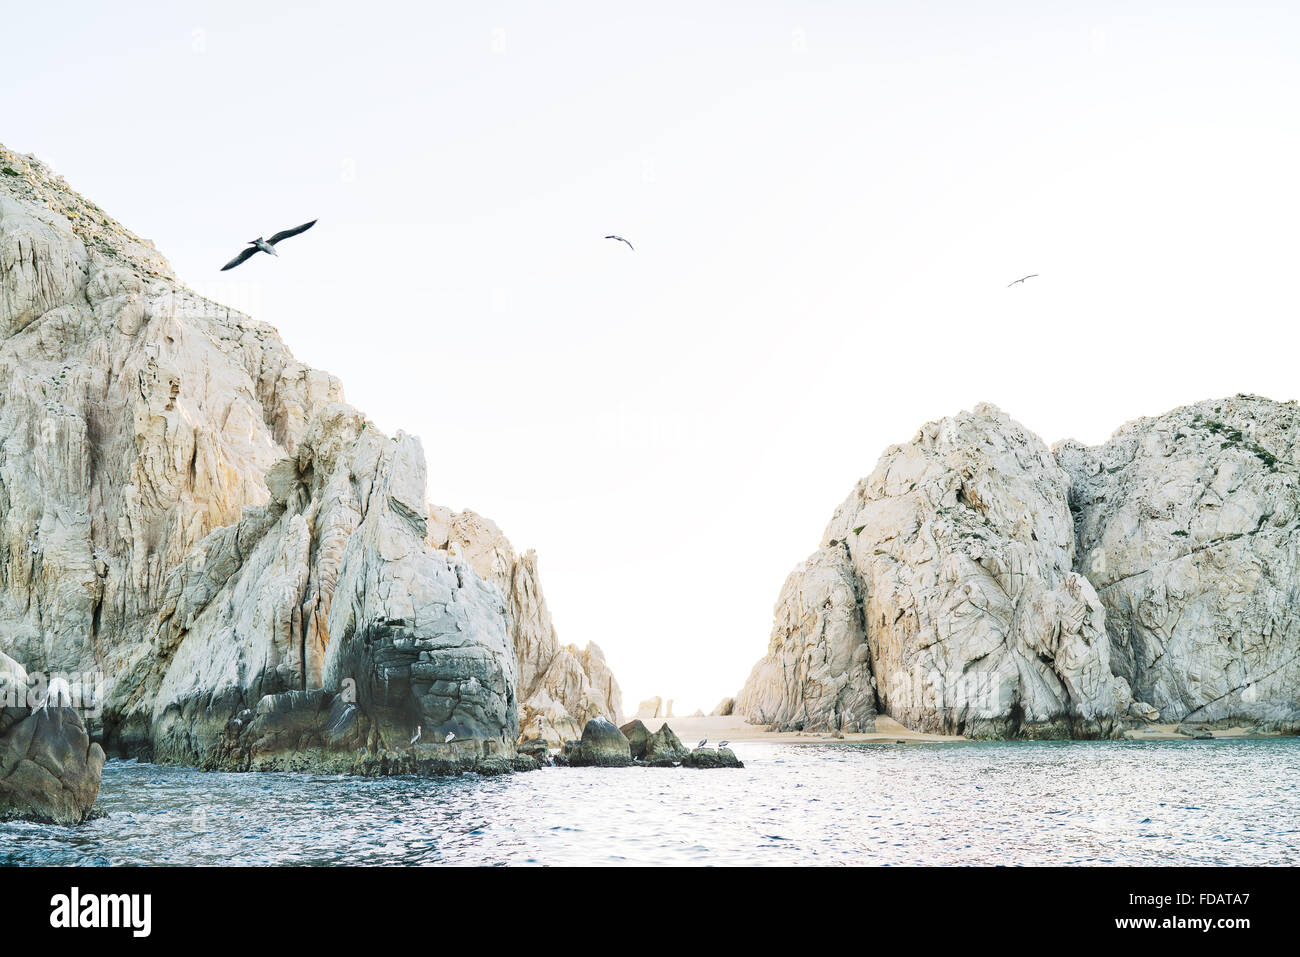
xmin=4 ymin=739 xmax=1299 ymax=865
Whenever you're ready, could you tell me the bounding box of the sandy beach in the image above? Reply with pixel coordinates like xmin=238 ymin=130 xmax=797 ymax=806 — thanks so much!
xmin=640 ymin=714 xmax=964 ymax=745
xmin=638 ymin=714 xmax=1286 ymax=745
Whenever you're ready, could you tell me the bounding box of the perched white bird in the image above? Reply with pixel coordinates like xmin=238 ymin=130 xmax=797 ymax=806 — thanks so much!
xmin=445 ymin=732 xmax=456 ymax=744
xmin=697 ymin=738 xmax=707 ymax=749
xmin=409 ymin=725 xmax=421 ymax=745
xmin=604 ymin=234 xmax=634 ymax=251
xmin=719 ymin=740 xmax=730 ymax=749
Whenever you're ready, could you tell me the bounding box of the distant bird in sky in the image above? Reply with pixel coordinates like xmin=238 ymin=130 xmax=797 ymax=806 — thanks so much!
xmin=445 ymin=732 xmax=456 ymax=744
xmin=409 ymin=726 xmax=421 ymax=745
xmin=605 ymin=234 xmax=634 ymax=251
xmin=221 ymin=219 xmax=317 ymax=271
xmin=1007 ymin=274 xmax=1038 ymax=287
xmin=697 ymin=738 xmax=707 ymax=749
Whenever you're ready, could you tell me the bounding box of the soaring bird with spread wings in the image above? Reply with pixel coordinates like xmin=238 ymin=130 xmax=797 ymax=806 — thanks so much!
xmin=221 ymin=220 xmax=318 ymax=270
xmin=605 ymin=234 xmax=634 ymax=251
xmin=1007 ymin=274 xmax=1038 ymax=287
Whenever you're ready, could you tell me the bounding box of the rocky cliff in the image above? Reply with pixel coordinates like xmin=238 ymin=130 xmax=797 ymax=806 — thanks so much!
xmin=428 ymin=507 xmax=622 ymax=745
xmin=0 ymin=143 xmax=619 ymax=773
xmin=739 ymin=400 xmax=1300 ymax=738
xmin=1058 ymin=394 xmax=1300 ymax=731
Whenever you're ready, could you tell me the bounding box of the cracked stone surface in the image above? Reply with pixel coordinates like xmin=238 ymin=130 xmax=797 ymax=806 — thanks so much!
xmin=741 ymin=399 xmax=1300 ymax=738
xmin=1057 ymin=394 xmax=1300 ymax=730
xmin=428 ymin=507 xmax=622 ymax=746
xmin=0 ymin=143 xmax=610 ymax=769
xmin=741 ymin=404 xmax=1133 ymax=739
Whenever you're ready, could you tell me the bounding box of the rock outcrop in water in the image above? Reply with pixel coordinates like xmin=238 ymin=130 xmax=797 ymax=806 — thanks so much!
xmin=740 ymin=405 xmax=1130 ymax=739
xmin=0 ymin=143 xmax=620 ymax=773
xmin=739 ymin=399 xmax=1300 ymax=738
xmin=428 ymin=508 xmax=622 ymax=745
xmin=0 ymin=653 xmax=105 ymax=823
xmin=564 ymin=716 xmax=632 ymax=767
xmin=682 ymin=745 xmax=743 ymax=769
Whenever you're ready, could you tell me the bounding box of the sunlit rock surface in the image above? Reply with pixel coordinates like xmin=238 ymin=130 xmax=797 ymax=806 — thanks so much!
xmin=741 ymin=404 xmax=1132 ymax=739
xmin=428 ymin=508 xmax=622 ymax=746
xmin=0 ymin=143 xmax=615 ymax=771
xmin=1057 ymin=395 xmax=1300 ymax=731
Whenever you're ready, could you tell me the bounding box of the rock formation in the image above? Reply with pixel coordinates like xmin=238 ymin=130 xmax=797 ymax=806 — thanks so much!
xmin=710 ymin=697 xmax=735 ymax=716
xmin=565 ymin=716 xmax=632 ymax=767
xmin=740 ymin=404 xmax=1133 ymax=738
xmin=1 ymin=653 xmax=105 ymax=822
xmin=643 ymin=723 xmax=689 ymax=765
xmin=633 ymin=696 xmax=672 ymax=719
xmin=619 ymin=718 xmax=650 ymax=759
xmin=681 ymin=745 xmax=743 ymax=769
xmin=736 ymin=546 xmax=877 ymax=733
xmin=1057 ymin=394 xmax=1300 ymax=731
xmin=428 ymin=507 xmax=622 ymax=745
xmin=0 ymin=144 xmax=620 ymax=773
xmin=740 ymin=399 xmax=1300 ymax=738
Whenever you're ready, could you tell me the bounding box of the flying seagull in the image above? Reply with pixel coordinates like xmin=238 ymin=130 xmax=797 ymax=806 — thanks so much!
xmin=444 ymin=732 xmax=456 ymax=744
xmin=221 ymin=220 xmax=318 ymax=271
xmin=1007 ymin=274 xmax=1038 ymax=287
xmin=605 ymin=234 xmax=634 ymax=251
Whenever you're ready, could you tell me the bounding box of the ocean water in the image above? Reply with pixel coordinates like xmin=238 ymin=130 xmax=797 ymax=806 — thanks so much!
xmin=3 ymin=739 xmax=1298 ymax=866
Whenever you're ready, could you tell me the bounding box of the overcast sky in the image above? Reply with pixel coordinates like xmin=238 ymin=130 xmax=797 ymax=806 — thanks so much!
xmin=5 ymin=2 xmax=1298 ymax=713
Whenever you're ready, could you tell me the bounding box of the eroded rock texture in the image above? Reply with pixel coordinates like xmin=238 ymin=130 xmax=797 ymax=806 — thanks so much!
xmin=429 ymin=508 xmax=622 ymax=745
xmin=736 ymin=546 xmax=875 ymax=732
xmin=1058 ymin=395 xmax=1300 ymax=731
xmin=741 ymin=404 xmax=1132 ymax=738
xmin=0 ymin=653 xmax=104 ymax=823
xmin=0 ymin=143 xmax=605 ymax=770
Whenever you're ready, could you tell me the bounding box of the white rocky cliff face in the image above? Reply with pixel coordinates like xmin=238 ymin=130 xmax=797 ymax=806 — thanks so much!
xmin=741 ymin=399 xmax=1300 ymax=738
xmin=1058 ymin=394 xmax=1300 ymax=731
xmin=741 ymin=404 xmax=1133 ymax=738
xmin=735 ymin=546 xmax=876 ymax=733
xmin=428 ymin=507 xmax=622 ymax=745
xmin=0 ymin=144 xmax=618 ymax=773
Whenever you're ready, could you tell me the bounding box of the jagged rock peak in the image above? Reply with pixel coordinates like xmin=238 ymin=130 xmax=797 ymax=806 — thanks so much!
xmin=740 ymin=403 xmax=1133 ymax=739
xmin=428 ymin=506 xmax=623 ymax=745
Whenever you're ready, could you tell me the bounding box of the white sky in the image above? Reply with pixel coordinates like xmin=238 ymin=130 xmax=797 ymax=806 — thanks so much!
xmin=5 ymin=2 xmax=1298 ymax=714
